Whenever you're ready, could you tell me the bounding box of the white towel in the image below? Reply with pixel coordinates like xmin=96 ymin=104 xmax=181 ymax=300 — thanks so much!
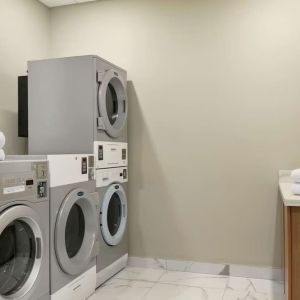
xmin=0 ymin=131 xmax=5 ymax=149
xmin=291 ymin=169 xmax=300 ymax=183
xmin=0 ymin=149 xmax=5 ymax=161
xmin=292 ymin=183 xmax=300 ymax=195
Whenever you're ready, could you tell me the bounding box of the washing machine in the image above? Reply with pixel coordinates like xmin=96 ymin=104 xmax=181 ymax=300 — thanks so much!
xmin=0 ymin=157 xmax=49 ymax=300
xmin=47 ymin=154 xmax=98 ymax=300
xmin=95 ymin=167 xmax=128 ymax=287
xmin=27 ymin=55 xmax=128 ymax=155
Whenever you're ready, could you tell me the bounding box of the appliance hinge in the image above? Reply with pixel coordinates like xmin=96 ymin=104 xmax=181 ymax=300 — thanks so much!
xmin=97 ymin=117 xmax=105 ymax=130
xmin=97 ymin=71 xmax=105 ymax=82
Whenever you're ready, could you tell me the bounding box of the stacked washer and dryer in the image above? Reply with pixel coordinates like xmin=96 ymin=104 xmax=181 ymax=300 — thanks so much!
xmin=26 ymin=55 xmax=129 ymax=299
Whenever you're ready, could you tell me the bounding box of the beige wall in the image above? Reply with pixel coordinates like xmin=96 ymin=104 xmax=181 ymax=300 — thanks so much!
xmin=50 ymin=0 xmax=300 ymax=268
xmin=0 ymin=0 xmax=49 ymax=154
xmin=2 ymin=0 xmax=300 ymax=268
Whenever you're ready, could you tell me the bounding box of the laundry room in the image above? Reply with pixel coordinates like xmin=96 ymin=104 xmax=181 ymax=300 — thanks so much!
xmin=0 ymin=0 xmax=300 ymax=299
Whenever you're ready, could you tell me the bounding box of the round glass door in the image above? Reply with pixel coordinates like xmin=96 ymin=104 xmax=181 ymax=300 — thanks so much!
xmin=0 ymin=206 xmax=43 ymax=299
xmin=98 ymin=70 xmax=127 ymax=138
xmin=65 ymin=204 xmax=85 ymax=259
xmin=101 ymin=184 xmax=127 ymax=246
xmin=106 ymin=83 xmax=119 ymax=126
xmin=0 ymin=220 xmax=36 ymax=296
xmin=55 ymin=189 xmax=98 ymax=276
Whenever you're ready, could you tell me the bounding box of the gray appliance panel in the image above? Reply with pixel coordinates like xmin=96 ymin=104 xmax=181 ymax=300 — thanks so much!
xmin=49 ymin=180 xmax=96 ymax=294
xmin=38 ymin=294 xmax=50 ymax=300
xmin=28 ymin=55 xmax=127 ymax=155
xmin=0 ymin=160 xmax=48 ymax=205
xmin=96 ymin=182 xmax=128 ymax=273
xmin=28 ymin=56 xmax=95 ymax=154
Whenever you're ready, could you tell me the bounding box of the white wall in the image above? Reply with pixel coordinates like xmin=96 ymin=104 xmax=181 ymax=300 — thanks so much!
xmin=0 ymin=0 xmax=50 ymax=154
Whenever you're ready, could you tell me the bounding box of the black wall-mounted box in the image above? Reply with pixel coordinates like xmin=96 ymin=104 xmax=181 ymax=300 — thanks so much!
xmin=18 ymin=76 xmax=28 ymax=138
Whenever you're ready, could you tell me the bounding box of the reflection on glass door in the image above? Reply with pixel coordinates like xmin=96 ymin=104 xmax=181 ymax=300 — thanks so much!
xmin=0 ymin=220 xmax=36 ymax=296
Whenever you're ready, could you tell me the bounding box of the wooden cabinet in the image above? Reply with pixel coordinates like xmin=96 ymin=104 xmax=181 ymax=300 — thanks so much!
xmin=283 ymin=205 xmax=300 ymax=300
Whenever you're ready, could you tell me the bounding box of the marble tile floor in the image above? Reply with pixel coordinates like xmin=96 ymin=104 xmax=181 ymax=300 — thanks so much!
xmin=89 ymin=267 xmax=284 ymax=300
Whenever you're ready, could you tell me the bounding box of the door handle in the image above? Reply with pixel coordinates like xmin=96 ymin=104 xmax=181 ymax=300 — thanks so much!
xmin=123 ymin=100 xmax=126 ymax=113
xmin=36 ymin=237 xmax=42 ymax=259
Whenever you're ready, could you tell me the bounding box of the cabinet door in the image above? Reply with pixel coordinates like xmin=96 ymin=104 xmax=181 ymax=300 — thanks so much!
xmin=291 ymin=207 xmax=300 ymax=300
xmin=284 ymin=205 xmax=291 ymax=300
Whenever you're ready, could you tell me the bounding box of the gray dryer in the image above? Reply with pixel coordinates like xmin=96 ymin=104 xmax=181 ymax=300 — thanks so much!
xmin=0 ymin=157 xmax=50 ymax=300
xmin=28 ymin=55 xmax=127 ymax=155
xmin=96 ymin=167 xmax=128 ymax=287
xmin=47 ymin=154 xmax=98 ymax=300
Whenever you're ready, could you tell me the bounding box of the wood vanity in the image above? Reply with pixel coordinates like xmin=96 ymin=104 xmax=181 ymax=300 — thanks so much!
xmin=280 ymin=171 xmax=300 ymax=300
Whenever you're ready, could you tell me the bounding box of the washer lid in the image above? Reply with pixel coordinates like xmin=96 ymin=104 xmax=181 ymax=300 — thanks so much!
xmin=0 ymin=205 xmax=43 ymax=299
xmin=55 ymin=189 xmax=98 ymax=276
xmin=97 ymin=69 xmax=127 ymax=138
xmin=100 ymin=184 xmax=127 ymax=246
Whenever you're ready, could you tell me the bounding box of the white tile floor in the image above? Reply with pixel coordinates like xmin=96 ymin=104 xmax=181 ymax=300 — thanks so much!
xmin=89 ymin=267 xmax=284 ymax=300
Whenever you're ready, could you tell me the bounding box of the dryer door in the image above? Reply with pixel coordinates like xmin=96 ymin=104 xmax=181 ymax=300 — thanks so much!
xmin=55 ymin=189 xmax=97 ymax=276
xmin=101 ymin=184 xmax=127 ymax=246
xmin=97 ymin=69 xmax=127 ymax=138
xmin=0 ymin=205 xmax=43 ymax=299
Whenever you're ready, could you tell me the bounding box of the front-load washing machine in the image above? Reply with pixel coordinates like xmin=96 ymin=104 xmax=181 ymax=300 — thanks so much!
xmin=95 ymin=167 xmax=128 ymax=287
xmin=27 ymin=55 xmax=128 ymax=155
xmin=47 ymin=154 xmax=98 ymax=300
xmin=0 ymin=157 xmax=49 ymax=300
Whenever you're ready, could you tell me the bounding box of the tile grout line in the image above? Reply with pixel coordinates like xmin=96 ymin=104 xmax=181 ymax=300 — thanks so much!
xmin=140 ymin=269 xmax=167 ymax=300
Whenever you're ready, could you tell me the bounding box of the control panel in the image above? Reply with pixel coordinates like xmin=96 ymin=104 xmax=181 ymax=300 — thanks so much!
xmin=47 ymin=154 xmax=95 ymax=187
xmin=0 ymin=160 xmax=48 ymax=202
xmin=96 ymin=167 xmax=128 ymax=188
xmin=94 ymin=141 xmax=128 ymax=169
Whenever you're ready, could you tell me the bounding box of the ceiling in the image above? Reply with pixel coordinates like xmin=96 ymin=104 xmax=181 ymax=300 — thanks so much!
xmin=38 ymin=0 xmax=97 ymax=7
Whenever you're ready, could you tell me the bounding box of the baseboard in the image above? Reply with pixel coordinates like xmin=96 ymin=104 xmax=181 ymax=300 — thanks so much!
xmin=51 ymin=266 xmax=96 ymax=300
xmin=96 ymin=254 xmax=128 ymax=287
xmin=128 ymin=256 xmax=283 ymax=281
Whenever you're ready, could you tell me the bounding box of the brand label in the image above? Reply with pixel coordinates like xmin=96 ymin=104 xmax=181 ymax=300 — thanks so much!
xmin=3 ymin=185 xmax=25 ymax=195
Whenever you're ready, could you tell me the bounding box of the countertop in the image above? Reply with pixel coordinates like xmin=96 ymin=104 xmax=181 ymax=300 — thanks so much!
xmin=279 ymin=170 xmax=300 ymax=207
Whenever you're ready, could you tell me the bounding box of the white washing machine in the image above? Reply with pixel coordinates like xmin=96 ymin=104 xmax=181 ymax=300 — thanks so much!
xmin=96 ymin=167 xmax=128 ymax=287
xmin=47 ymin=154 xmax=98 ymax=300
xmin=0 ymin=157 xmax=50 ymax=300
xmin=27 ymin=55 xmax=128 ymax=155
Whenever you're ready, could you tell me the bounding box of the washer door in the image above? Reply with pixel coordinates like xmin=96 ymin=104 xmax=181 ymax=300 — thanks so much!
xmin=97 ymin=70 xmax=127 ymax=138
xmin=101 ymin=184 xmax=127 ymax=246
xmin=0 ymin=205 xmax=43 ymax=299
xmin=55 ymin=189 xmax=97 ymax=276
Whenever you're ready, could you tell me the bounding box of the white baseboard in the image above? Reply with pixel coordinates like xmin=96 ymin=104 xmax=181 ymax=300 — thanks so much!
xmin=51 ymin=266 xmax=96 ymax=300
xmin=128 ymin=257 xmax=283 ymax=281
xmin=96 ymin=254 xmax=128 ymax=287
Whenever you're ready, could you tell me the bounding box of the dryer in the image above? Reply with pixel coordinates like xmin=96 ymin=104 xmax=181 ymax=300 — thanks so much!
xmin=96 ymin=167 xmax=128 ymax=287
xmin=47 ymin=154 xmax=98 ymax=300
xmin=27 ymin=55 xmax=128 ymax=155
xmin=0 ymin=157 xmax=49 ymax=300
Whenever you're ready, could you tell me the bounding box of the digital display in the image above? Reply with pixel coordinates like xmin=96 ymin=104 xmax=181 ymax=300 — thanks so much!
xmin=98 ymin=145 xmax=103 ymax=161
xmin=81 ymin=157 xmax=87 ymax=174
xmin=26 ymin=179 xmax=34 ymax=186
xmin=122 ymin=149 xmax=126 ymax=160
